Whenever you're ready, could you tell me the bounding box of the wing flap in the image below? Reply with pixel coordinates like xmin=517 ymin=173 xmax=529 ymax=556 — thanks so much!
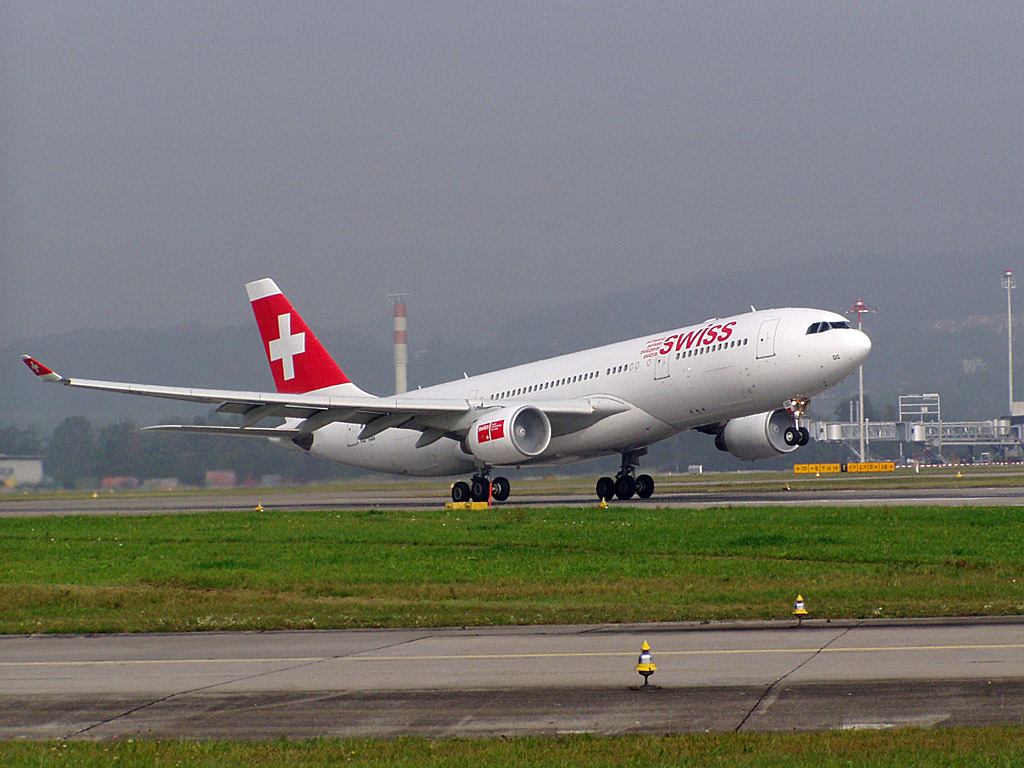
xmin=143 ymin=425 xmax=302 ymax=438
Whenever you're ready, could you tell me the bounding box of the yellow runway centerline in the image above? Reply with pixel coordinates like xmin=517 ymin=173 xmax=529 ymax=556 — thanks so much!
xmin=4 ymin=642 xmax=1024 ymax=668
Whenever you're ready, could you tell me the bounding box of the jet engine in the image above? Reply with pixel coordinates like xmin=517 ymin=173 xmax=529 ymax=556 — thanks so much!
xmin=465 ymin=405 xmax=551 ymax=465
xmin=714 ymin=409 xmax=803 ymax=461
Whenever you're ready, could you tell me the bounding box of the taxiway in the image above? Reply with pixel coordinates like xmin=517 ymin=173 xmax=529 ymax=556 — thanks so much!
xmin=4 ymin=619 xmax=1024 ymax=739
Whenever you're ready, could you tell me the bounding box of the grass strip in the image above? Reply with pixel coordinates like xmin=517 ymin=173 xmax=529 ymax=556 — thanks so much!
xmin=3 ymin=505 xmax=1024 ymax=633
xmin=3 ymin=729 xmax=1024 ymax=767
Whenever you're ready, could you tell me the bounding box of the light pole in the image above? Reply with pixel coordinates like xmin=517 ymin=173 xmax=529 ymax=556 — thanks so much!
xmin=1003 ymin=271 xmax=1016 ymax=416
xmin=847 ymin=300 xmax=874 ymax=461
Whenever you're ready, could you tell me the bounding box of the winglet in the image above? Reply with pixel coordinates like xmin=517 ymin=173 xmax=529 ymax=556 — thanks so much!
xmin=21 ymin=355 xmax=64 ymax=382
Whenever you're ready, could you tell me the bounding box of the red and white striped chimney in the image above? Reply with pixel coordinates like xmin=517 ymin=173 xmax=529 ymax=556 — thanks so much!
xmin=389 ymin=294 xmax=409 ymax=394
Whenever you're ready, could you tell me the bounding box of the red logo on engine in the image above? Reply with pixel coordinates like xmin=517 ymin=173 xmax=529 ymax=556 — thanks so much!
xmin=490 ymin=420 xmax=505 ymax=440
xmin=478 ymin=420 xmax=506 ymax=443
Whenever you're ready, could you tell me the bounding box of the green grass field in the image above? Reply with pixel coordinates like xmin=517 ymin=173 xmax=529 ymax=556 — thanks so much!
xmin=5 ymin=497 xmax=1024 ymax=761
xmin=3 ymin=503 xmax=1024 ymax=633
xmin=3 ymin=729 xmax=1024 ymax=767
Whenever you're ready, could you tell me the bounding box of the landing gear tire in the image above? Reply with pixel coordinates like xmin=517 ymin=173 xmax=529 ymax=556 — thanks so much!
xmin=635 ymin=474 xmax=655 ymax=499
xmin=491 ymin=476 xmax=511 ymax=502
xmin=470 ymin=477 xmax=491 ymax=502
xmin=784 ymin=426 xmax=801 ymax=446
xmin=797 ymin=427 xmax=810 ymax=446
xmin=596 ymin=476 xmax=616 ymax=501
xmin=614 ymin=474 xmax=636 ymax=500
xmin=451 ymin=481 xmax=471 ymax=503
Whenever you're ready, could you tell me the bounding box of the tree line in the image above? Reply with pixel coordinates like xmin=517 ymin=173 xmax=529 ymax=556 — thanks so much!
xmin=0 ymin=415 xmax=353 ymax=489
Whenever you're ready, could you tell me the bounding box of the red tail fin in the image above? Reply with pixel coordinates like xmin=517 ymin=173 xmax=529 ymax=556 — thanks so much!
xmin=246 ymin=278 xmax=352 ymax=395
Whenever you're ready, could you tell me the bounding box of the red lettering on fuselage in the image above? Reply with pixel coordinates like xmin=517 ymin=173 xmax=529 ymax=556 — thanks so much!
xmin=660 ymin=320 xmax=739 ymax=355
xmin=673 ymin=328 xmax=699 ymax=352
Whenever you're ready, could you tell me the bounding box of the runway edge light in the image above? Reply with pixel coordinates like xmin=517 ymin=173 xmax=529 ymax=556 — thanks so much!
xmin=793 ymin=594 xmax=808 ymax=624
xmin=635 ymin=640 xmax=656 ymax=686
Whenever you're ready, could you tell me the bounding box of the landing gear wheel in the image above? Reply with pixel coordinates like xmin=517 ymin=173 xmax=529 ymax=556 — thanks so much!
xmin=596 ymin=476 xmax=616 ymax=501
xmin=614 ymin=474 xmax=636 ymax=500
xmin=784 ymin=426 xmax=801 ymax=446
xmin=470 ymin=477 xmax=491 ymax=502
xmin=491 ymin=476 xmax=511 ymax=502
xmin=635 ymin=474 xmax=655 ymax=499
xmin=797 ymin=427 xmax=810 ymax=446
xmin=451 ymin=481 xmax=471 ymax=503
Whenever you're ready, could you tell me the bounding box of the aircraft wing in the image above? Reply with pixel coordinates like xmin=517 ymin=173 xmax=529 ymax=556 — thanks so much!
xmin=22 ymin=356 xmax=627 ymax=440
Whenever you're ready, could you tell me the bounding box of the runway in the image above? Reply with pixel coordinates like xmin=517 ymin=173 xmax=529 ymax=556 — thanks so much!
xmin=6 ymin=482 xmax=1024 ymax=518
xmin=4 ymin=619 xmax=1024 ymax=739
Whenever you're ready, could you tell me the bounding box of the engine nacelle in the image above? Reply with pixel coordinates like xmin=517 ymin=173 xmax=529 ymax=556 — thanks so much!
xmin=465 ymin=405 xmax=551 ymax=465
xmin=715 ymin=409 xmax=800 ymax=461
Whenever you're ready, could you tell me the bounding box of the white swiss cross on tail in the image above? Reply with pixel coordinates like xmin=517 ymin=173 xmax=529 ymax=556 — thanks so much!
xmin=268 ymin=313 xmax=305 ymax=380
xmin=246 ymin=278 xmax=355 ymax=395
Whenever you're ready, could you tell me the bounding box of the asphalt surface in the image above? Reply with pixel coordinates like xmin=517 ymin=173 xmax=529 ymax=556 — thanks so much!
xmin=6 ymin=482 xmax=1024 ymax=518
xmin=4 ymin=619 xmax=1024 ymax=739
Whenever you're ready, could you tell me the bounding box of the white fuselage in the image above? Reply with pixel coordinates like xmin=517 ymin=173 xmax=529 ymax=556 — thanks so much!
xmin=292 ymin=307 xmax=870 ymax=476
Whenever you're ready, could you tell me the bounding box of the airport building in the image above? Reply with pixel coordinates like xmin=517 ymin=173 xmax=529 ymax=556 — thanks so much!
xmin=0 ymin=455 xmax=44 ymax=488
xmin=808 ymin=393 xmax=1023 ymax=465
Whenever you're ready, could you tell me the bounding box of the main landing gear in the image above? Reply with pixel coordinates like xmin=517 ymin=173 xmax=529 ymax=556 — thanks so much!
xmin=596 ymin=449 xmax=655 ymax=501
xmin=451 ymin=472 xmax=511 ymax=503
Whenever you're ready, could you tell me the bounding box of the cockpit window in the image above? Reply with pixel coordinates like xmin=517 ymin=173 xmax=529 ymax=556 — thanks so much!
xmin=807 ymin=320 xmax=852 ymax=334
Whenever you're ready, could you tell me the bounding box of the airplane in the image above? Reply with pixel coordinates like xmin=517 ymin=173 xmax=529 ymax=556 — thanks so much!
xmin=23 ymin=278 xmax=871 ymax=503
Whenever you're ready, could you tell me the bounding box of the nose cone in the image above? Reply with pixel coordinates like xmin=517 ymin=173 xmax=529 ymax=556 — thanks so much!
xmin=846 ymin=329 xmax=872 ymax=366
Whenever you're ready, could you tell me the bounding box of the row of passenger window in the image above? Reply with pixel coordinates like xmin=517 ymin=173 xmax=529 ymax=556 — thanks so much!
xmin=606 ymin=361 xmax=641 ymax=376
xmin=489 ymin=370 xmax=600 ymax=400
xmin=488 ymin=336 xmax=752 ymax=399
xmin=674 ymin=337 xmax=749 ymax=360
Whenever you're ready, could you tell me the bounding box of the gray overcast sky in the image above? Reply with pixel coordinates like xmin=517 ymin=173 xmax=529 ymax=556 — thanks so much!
xmin=2 ymin=2 xmax=1022 ymax=343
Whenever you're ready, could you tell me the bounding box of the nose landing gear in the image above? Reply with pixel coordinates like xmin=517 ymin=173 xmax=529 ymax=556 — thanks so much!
xmin=784 ymin=425 xmax=810 ymax=447
xmin=784 ymin=398 xmax=811 ymax=447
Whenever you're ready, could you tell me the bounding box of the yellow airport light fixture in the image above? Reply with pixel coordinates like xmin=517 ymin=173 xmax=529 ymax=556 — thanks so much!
xmin=635 ymin=640 xmax=657 ymax=685
xmin=793 ymin=594 xmax=808 ymax=624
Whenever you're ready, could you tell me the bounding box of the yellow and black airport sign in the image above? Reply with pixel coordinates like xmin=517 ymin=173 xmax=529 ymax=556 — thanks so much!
xmin=794 ymin=462 xmax=895 ymax=474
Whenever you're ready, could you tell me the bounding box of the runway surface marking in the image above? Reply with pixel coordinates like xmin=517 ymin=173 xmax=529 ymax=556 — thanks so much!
xmin=5 ymin=641 xmax=1024 ymax=668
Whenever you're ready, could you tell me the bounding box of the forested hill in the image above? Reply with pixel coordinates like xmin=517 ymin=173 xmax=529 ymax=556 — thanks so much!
xmin=4 ymin=250 xmax=1022 ymax=430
